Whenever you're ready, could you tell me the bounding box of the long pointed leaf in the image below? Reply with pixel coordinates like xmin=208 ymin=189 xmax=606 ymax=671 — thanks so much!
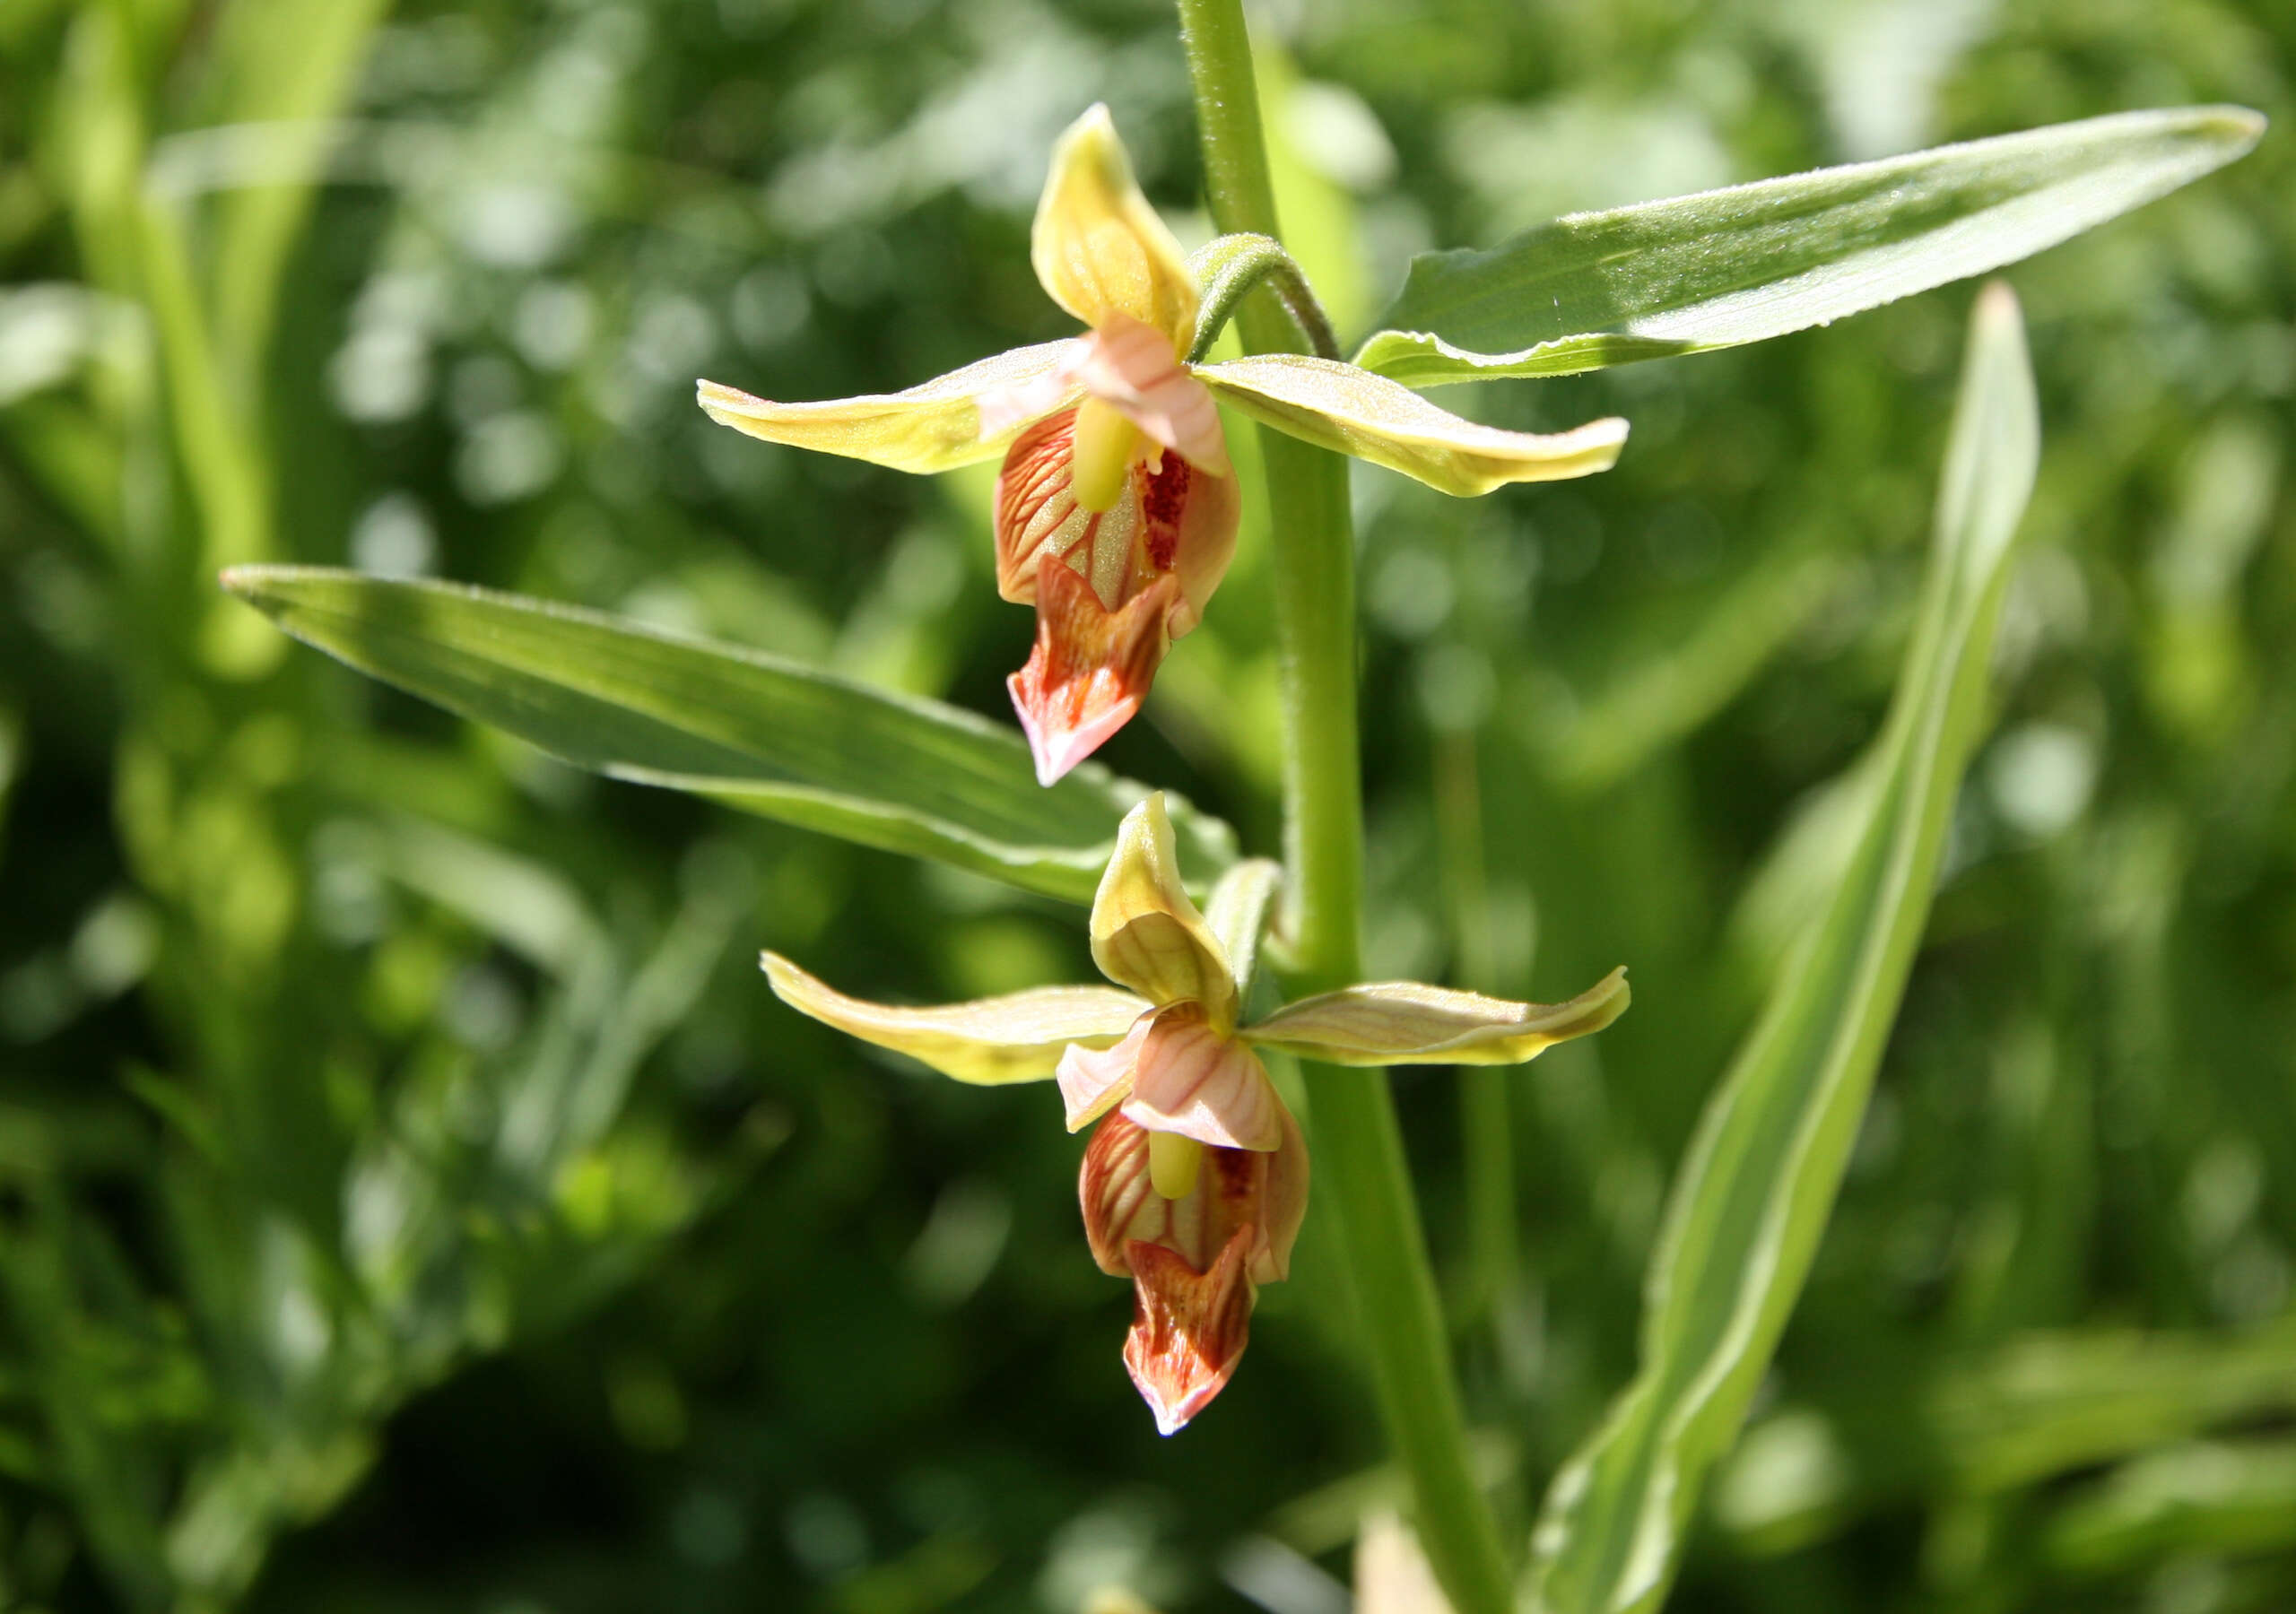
xmin=221 ymin=568 xmax=1234 ymax=903
xmin=1355 ymin=107 xmax=2259 ymax=386
xmin=1524 ymin=282 xmax=2040 ymax=1614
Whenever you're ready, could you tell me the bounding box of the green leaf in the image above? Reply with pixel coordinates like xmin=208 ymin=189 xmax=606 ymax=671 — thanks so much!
xmin=220 ymin=568 xmax=1235 ymax=903
xmin=1933 ymin=1322 xmax=2296 ymax=1497
xmin=2043 ymin=1436 xmax=2296 ymax=1575
xmin=1523 ymin=282 xmax=2040 ymax=1614
xmin=1355 ymin=107 xmax=2260 ymax=386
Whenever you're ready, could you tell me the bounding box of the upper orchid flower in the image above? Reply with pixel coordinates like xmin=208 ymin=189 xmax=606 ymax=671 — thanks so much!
xmin=761 ymin=794 xmax=1631 ymax=1433
xmin=700 ymin=106 xmax=1628 ymax=785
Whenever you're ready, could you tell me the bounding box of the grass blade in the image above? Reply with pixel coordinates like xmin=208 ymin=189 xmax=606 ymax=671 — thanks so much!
xmin=222 ymin=568 xmax=1234 ymax=903
xmin=1524 ymin=282 xmax=2040 ymax=1614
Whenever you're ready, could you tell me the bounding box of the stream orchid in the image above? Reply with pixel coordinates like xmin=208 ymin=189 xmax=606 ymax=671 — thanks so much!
xmin=763 ymin=794 xmax=1629 ymax=1431
xmin=700 ymin=105 xmax=1626 ymax=784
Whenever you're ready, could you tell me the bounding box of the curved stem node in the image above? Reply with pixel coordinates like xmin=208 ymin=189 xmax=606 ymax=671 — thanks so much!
xmin=1187 ymin=232 xmax=1344 ymax=363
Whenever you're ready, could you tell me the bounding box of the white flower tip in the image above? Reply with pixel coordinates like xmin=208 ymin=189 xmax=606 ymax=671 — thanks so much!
xmin=1011 ymin=671 xmax=1139 ymax=785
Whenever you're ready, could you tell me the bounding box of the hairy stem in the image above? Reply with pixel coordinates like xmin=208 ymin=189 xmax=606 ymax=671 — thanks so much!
xmin=1185 ymin=232 xmax=1343 ymax=363
xmin=1175 ymin=6 xmax=1514 ymax=1610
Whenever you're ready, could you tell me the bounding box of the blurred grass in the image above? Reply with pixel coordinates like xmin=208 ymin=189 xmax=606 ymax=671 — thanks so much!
xmin=0 ymin=0 xmax=2291 ymax=1610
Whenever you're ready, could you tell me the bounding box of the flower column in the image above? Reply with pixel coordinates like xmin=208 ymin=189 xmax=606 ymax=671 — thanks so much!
xmin=1174 ymin=6 xmax=1518 ymax=1614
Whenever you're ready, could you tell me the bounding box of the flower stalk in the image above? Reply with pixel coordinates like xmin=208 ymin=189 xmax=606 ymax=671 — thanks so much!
xmin=1175 ymin=7 xmax=1518 ymax=1612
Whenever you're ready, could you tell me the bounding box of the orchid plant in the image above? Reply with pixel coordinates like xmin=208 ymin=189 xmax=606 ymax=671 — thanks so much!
xmin=222 ymin=0 xmax=2261 ymax=1605
xmin=699 ymin=105 xmax=1624 ymax=785
xmin=768 ymin=793 xmax=1625 ymax=1431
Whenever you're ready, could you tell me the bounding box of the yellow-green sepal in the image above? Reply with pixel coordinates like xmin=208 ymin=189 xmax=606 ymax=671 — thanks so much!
xmin=1203 ymin=857 xmax=1281 ymax=1003
xmin=763 ymin=951 xmax=1147 ymax=1083
xmin=1242 ymin=967 xmax=1630 ymax=1065
xmin=1192 ymin=353 xmax=1628 ymax=496
xmin=1032 ymin=104 xmax=1199 ymax=353
xmin=1090 ymin=794 xmax=1237 ymax=1023
xmin=697 ymin=341 xmax=1077 ymax=473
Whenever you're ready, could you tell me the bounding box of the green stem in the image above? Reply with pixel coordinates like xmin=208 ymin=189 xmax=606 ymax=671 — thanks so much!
xmin=1185 ymin=232 xmax=1343 ymax=363
xmin=1175 ymin=8 xmax=1514 ymax=1611
xmin=1437 ymin=728 xmax=1521 ymax=1332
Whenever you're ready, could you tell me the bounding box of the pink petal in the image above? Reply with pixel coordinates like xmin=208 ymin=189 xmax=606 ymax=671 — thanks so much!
xmin=1120 ymin=1011 xmax=1283 ymax=1151
xmin=1057 ymin=1012 xmax=1152 ymax=1132
xmin=1074 ymin=316 xmax=1231 ymax=477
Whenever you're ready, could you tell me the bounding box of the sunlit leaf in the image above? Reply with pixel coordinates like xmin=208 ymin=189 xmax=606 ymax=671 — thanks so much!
xmin=1525 ymin=282 xmax=2040 ymax=1614
xmin=222 ymin=568 xmax=1236 ymax=903
xmin=1357 ymin=107 xmax=2260 ymax=385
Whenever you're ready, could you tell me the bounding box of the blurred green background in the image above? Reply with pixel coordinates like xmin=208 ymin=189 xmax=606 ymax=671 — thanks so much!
xmin=0 ymin=0 xmax=2291 ymax=1609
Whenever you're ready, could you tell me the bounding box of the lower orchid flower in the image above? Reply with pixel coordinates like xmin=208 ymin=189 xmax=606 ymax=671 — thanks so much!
xmin=762 ymin=794 xmax=1631 ymax=1432
xmin=700 ymin=105 xmax=1628 ymax=785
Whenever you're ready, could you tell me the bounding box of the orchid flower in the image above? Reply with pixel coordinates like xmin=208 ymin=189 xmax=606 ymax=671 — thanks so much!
xmin=700 ymin=105 xmax=1627 ymax=785
xmin=761 ymin=794 xmax=1630 ymax=1433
